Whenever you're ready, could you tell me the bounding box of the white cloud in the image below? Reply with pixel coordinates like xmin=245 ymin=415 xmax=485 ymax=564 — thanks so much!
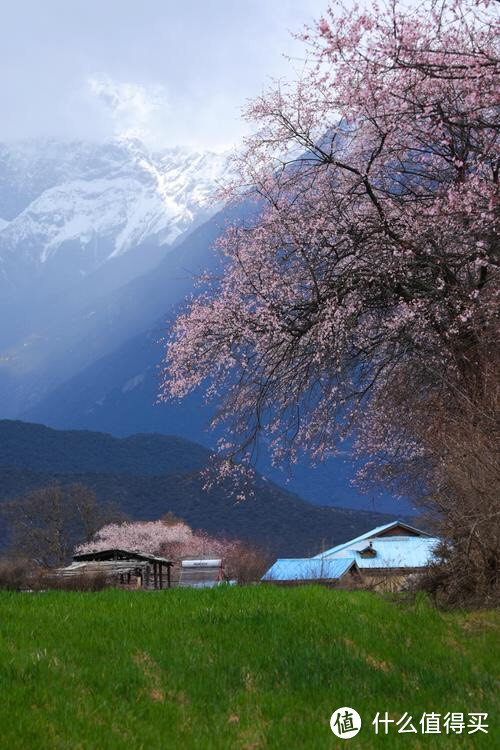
xmin=87 ymin=75 xmax=171 ymax=147
xmin=0 ymin=0 xmax=330 ymax=150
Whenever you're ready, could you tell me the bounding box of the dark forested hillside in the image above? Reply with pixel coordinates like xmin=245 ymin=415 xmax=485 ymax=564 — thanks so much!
xmin=0 ymin=421 xmax=399 ymax=557
xmin=0 ymin=468 xmax=396 ymax=558
xmin=0 ymin=420 xmax=210 ymax=475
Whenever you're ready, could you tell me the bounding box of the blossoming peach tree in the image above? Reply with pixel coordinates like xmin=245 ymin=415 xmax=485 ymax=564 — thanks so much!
xmin=75 ymin=520 xmax=238 ymax=560
xmin=161 ymin=0 xmax=498 ymax=487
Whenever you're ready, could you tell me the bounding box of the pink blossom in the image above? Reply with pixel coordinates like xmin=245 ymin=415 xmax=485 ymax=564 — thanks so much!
xmin=160 ymin=0 xmax=499 ymax=485
xmin=76 ymin=520 xmax=239 ymax=561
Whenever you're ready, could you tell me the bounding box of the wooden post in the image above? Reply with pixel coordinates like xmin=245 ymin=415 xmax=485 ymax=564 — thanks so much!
xmin=153 ymin=562 xmax=158 ymax=589
xmin=159 ymin=564 xmax=163 ymax=590
xmin=167 ymin=564 xmax=171 ymax=589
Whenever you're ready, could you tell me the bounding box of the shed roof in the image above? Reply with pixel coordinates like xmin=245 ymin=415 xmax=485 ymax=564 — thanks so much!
xmin=73 ymin=548 xmax=172 ymax=565
xmin=328 ymin=537 xmax=440 ymax=569
xmin=313 ymin=520 xmax=431 ymax=559
xmin=261 ymin=557 xmax=357 ymax=582
xmin=57 ymin=560 xmax=150 ymax=576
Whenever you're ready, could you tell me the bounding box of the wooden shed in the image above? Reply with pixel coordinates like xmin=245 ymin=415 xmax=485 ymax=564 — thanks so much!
xmin=59 ymin=549 xmax=173 ymax=589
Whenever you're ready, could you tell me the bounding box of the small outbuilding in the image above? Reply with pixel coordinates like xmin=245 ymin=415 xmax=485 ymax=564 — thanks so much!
xmin=58 ymin=548 xmax=173 ymax=589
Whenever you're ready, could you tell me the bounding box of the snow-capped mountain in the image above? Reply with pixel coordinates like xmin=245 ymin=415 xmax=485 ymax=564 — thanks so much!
xmin=0 ymin=136 xmax=231 ymax=417
xmin=0 ymin=138 xmax=407 ymax=516
xmin=0 ymin=137 xmax=227 ymax=294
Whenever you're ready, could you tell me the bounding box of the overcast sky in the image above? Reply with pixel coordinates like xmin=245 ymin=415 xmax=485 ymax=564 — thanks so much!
xmin=1 ymin=0 xmax=328 ymax=151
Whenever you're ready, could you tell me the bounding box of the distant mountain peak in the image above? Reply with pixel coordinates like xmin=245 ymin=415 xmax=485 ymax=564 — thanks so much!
xmin=0 ymin=137 xmax=228 ymax=285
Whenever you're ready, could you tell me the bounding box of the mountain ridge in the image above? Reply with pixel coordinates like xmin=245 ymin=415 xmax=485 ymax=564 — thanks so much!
xmin=0 ymin=140 xmax=235 ymax=417
xmin=0 ymin=140 xmax=413 ymax=517
xmin=0 ymin=419 xmax=401 ymax=557
xmin=0 ymin=137 xmax=227 ymax=274
xmin=0 ymin=418 xmax=210 ymax=476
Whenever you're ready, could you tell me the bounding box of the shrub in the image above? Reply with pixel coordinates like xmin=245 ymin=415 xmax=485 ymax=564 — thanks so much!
xmin=225 ymin=542 xmax=272 ymax=584
xmin=0 ymin=560 xmax=31 ymax=591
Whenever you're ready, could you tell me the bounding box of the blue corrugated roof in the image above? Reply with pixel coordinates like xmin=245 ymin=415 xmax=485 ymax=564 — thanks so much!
xmin=313 ymin=520 xmax=431 ymax=559
xmin=323 ymin=537 xmax=439 ymax=569
xmin=261 ymin=557 xmax=356 ymax=582
xmin=261 ymin=522 xmax=439 ymax=583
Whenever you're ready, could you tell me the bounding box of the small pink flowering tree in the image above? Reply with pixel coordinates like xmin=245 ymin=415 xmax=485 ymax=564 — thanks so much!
xmin=75 ymin=520 xmax=238 ymax=561
xmin=161 ymin=0 xmax=498 ymax=490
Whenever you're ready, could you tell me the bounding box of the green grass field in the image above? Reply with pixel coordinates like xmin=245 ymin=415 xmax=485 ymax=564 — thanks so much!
xmin=0 ymin=587 xmax=497 ymax=749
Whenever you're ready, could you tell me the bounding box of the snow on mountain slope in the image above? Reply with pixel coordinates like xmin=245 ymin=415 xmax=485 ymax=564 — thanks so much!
xmin=0 ymin=138 xmax=233 ymax=419
xmin=0 ymin=137 xmax=227 ymax=283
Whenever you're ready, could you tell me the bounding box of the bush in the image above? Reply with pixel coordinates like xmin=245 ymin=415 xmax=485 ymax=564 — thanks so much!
xmin=0 ymin=560 xmax=32 ymax=591
xmin=415 ymin=366 xmax=500 ymax=609
xmin=417 ymin=543 xmax=500 ymax=609
xmin=225 ymin=542 xmax=272 ymax=584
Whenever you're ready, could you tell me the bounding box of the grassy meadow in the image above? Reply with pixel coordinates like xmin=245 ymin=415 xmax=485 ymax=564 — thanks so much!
xmin=0 ymin=586 xmax=498 ymax=749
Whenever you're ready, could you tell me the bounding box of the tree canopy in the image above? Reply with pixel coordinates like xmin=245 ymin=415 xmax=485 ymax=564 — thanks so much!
xmin=162 ymin=0 xmax=498 ymax=487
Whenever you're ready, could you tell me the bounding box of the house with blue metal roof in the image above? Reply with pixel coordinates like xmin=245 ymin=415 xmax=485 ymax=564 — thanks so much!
xmin=312 ymin=520 xmax=435 ymax=559
xmin=262 ymin=521 xmax=440 ymax=591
